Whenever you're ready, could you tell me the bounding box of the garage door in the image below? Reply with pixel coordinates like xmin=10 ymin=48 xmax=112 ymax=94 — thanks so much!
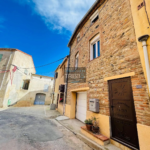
xmin=76 ymin=92 xmax=87 ymax=122
xmin=34 ymin=93 xmax=46 ymax=105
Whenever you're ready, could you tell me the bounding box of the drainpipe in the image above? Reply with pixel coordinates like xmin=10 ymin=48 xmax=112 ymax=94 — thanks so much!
xmin=138 ymin=35 xmax=150 ymax=93
xmin=63 ymin=55 xmax=70 ymax=115
xmin=0 ymin=52 xmax=12 ymax=90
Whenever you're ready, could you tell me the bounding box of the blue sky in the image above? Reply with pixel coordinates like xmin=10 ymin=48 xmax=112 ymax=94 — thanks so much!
xmin=0 ymin=0 xmax=95 ymax=77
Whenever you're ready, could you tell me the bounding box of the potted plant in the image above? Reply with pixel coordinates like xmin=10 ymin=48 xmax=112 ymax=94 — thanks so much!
xmin=92 ymin=117 xmax=99 ymax=133
xmin=84 ymin=119 xmax=93 ymax=131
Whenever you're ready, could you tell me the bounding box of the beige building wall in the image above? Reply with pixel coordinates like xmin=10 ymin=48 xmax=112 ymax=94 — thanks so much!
xmin=0 ymin=49 xmax=54 ymax=107
xmin=0 ymin=49 xmax=15 ymax=107
xmin=29 ymin=75 xmax=54 ymax=105
xmin=3 ymin=50 xmax=35 ymax=107
xmin=54 ymin=57 xmax=68 ymax=114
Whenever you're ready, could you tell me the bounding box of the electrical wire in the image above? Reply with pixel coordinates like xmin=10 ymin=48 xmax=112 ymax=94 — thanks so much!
xmin=17 ymin=56 xmax=67 ymax=69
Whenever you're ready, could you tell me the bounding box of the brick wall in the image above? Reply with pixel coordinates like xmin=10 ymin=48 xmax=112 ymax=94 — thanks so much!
xmin=67 ymin=0 xmax=150 ymax=126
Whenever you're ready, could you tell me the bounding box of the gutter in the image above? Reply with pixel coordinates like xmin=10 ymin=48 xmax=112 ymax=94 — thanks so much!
xmin=138 ymin=35 xmax=150 ymax=93
xmin=67 ymin=0 xmax=100 ymax=47
xmin=63 ymin=54 xmax=70 ymax=115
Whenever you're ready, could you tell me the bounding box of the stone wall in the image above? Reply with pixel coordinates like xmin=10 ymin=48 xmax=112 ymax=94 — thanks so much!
xmin=67 ymin=0 xmax=150 ymax=126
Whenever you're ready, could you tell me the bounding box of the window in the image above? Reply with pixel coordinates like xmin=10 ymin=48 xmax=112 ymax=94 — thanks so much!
xmin=90 ymin=10 xmax=99 ymax=25
xmin=75 ymin=53 xmax=79 ymax=70
xmin=90 ymin=35 xmax=100 ymax=60
xmin=55 ymin=72 xmax=58 ymax=79
xmin=62 ymin=65 xmax=65 ymax=77
xmin=0 ymin=54 xmax=3 ymax=62
xmin=22 ymin=80 xmax=30 ymax=90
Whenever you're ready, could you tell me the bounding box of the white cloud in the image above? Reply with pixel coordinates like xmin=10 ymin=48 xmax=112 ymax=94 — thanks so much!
xmin=17 ymin=0 xmax=96 ymax=32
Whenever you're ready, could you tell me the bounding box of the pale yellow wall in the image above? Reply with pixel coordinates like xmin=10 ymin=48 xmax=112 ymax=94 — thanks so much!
xmin=137 ymin=123 xmax=150 ymax=150
xmin=86 ymin=111 xmax=110 ymax=138
xmin=130 ymin=0 xmax=150 ymax=96
xmin=81 ymin=128 xmax=106 ymax=146
xmin=55 ymin=59 xmax=68 ymax=111
xmin=58 ymin=103 xmax=63 ymax=115
xmin=65 ymin=104 xmax=71 ymax=118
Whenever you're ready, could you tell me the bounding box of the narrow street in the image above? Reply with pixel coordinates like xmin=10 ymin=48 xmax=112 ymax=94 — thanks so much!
xmin=0 ymin=106 xmax=92 ymax=150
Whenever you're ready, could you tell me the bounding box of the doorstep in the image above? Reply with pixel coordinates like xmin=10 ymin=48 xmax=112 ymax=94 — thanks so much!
xmin=81 ymin=126 xmax=110 ymax=146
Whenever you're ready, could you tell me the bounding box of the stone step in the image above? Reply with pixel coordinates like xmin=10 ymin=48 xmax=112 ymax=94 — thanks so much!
xmin=77 ymin=133 xmax=121 ymax=150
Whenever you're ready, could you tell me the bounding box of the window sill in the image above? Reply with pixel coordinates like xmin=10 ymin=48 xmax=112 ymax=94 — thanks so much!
xmin=21 ymin=88 xmax=28 ymax=91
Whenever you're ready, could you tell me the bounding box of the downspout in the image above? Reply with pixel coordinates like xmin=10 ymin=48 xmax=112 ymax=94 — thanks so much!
xmin=138 ymin=35 xmax=150 ymax=93
xmin=63 ymin=55 xmax=70 ymax=115
xmin=0 ymin=52 xmax=12 ymax=90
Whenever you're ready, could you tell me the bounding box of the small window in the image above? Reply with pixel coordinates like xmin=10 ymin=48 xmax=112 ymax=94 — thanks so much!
xmin=75 ymin=53 xmax=79 ymax=70
xmin=91 ymin=15 xmax=99 ymax=24
xmin=62 ymin=65 xmax=65 ymax=76
xmin=90 ymin=10 xmax=99 ymax=25
xmin=0 ymin=54 xmax=3 ymax=62
xmin=90 ymin=35 xmax=100 ymax=60
xmin=55 ymin=72 xmax=58 ymax=78
xmin=22 ymin=80 xmax=30 ymax=90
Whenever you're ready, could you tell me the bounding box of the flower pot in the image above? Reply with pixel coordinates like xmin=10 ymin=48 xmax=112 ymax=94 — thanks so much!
xmin=92 ymin=126 xmax=99 ymax=133
xmin=86 ymin=124 xmax=93 ymax=131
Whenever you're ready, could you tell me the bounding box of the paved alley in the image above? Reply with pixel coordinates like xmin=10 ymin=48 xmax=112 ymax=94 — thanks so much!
xmin=0 ymin=106 xmax=92 ymax=150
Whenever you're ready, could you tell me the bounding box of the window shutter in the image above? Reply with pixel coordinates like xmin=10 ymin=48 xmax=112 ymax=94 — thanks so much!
xmin=0 ymin=54 xmax=3 ymax=62
xmin=21 ymin=81 xmax=24 ymax=89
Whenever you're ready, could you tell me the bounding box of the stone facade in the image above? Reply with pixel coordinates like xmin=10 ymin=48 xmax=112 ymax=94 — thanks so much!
xmin=67 ymin=0 xmax=150 ymax=127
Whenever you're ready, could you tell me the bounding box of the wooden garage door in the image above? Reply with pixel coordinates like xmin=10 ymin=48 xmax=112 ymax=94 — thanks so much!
xmin=34 ymin=93 xmax=46 ymax=105
xmin=76 ymin=92 xmax=87 ymax=122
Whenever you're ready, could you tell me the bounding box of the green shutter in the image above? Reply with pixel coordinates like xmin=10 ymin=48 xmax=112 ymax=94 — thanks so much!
xmin=0 ymin=54 xmax=3 ymax=62
xmin=21 ymin=81 xmax=24 ymax=88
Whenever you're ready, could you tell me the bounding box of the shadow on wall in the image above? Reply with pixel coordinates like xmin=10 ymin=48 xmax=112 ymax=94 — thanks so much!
xmin=9 ymin=89 xmax=52 ymax=107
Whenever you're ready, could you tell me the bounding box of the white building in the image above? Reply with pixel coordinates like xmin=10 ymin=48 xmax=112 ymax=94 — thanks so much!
xmin=0 ymin=48 xmax=54 ymax=108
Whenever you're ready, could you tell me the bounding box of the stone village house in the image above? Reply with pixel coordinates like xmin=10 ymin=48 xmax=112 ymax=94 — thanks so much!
xmin=0 ymin=48 xmax=54 ymax=107
xmin=55 ymin=0 xmax=150 ymax=150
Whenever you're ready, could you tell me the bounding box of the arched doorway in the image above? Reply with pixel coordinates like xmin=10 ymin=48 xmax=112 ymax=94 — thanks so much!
xmin=34 ymin=93 xmax=46 ymax=105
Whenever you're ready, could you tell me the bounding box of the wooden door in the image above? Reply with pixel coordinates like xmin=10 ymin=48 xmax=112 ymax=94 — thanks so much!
xmin=108 ymin=77 xmax=139 ymax=149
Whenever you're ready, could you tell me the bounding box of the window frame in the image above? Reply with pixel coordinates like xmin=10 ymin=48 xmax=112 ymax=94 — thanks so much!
xmin=90 ymin=34 xmax=100 ymax=61
xmin=22 ymin=80 xmax=30 ymax=90
xmin=90 ymin=10 xmax=99 ymax=25
xmin=75 ymin=52 xmax=79 ymax=70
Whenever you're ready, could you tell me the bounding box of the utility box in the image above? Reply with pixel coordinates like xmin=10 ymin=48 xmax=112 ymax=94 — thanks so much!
xmin=89 ymin=99 xmax=99 ymax=113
